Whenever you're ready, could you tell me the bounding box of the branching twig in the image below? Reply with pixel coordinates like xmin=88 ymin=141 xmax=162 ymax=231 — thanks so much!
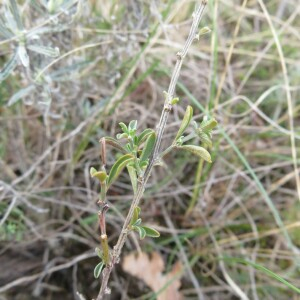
xmin=96 ymin=2 xmax=208 ymax=299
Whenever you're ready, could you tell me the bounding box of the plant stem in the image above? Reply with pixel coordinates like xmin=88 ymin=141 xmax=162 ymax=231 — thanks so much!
xmin=96 ymin=2 xmax=207 ymax=299
xmin=98 ymin=204 xmax=110 ymax=265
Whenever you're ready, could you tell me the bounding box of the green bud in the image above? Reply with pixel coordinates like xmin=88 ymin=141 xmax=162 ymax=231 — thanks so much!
xmin=90 ymin=168 xmax=107 ymax=183
xmin=199 ymin=26 xmax=211 ymax=36
xmin=171 ymin=97 xmax=180 ymax=105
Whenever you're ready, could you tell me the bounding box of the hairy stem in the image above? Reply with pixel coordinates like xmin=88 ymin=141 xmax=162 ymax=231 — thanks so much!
xmin=96 ymin=2 xmax=207 ymax=299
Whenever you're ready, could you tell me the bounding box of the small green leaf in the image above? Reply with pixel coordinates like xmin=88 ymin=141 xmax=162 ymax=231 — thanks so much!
xmin=125 ymin=143 xmax=132 ymax=152
xmin=8 ymin=85 xmax=36 ymax=106
xmin=130 ymin=206 xmax=141 ymax=226
xmin=142 ymin=226 xmax=160 ymax=238
xmin=137 ymin=128 xmax=154 ymax=145
xmin=94 ymin=261 xmax=104 ymax=279
xmin=95 ymin=247 xmax=103 ymax=259
xmin=175 ymin=106 xmax=193 ymax=141
xmin=107 ymin=154 xmax=134 ymax=187
xmin=8 ymin=0 xmax=23 ymax=30
xmin=116 ymin=133 xmax=128 ymax=140
xmin=128 ymin=120 xmax=137 ymax=131
xmin=140 ymin=132 xmax=156 ymax=163
xmin=90 ymin=167 xmax=97 ymax=177
xmin=132 ymin=218 xmax=142 ymax=226
xmin=133 ymin=225 xmax=146 ymax=240
xmin=200 ymin=118 xmax=218 ymax=132
xmin=27 ymin=45 xmax=60 ymax=57
xmin=0 ymin=19 xmax=13 ymax=38
xmin=119 ymin=122 xmax=128 ymax=133
xmin=139 ymin=160 xmax=148 ymax=169
xmin=47 ymin=0 xmax=64 ymax=13
xmin=197 ymin=131 xmax=212 ymax=147
xmin=103 ymin=137 xmax=127 ymax=153
xmin=0 ymin=51 xmax=18 ymax=82
xmin=176 ymin=145 xmax=212 ymax=163
xmin=175 ymin=136 xmax=184 ymax=146
xmin=127 ymin=165 xmax=137 ymax=194
xmin=90 ymin=168 xmax=107 ymax=183
xmin=17 ymin=45 xmax=29 ymax=68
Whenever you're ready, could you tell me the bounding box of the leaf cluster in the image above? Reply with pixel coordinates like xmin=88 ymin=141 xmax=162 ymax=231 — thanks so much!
xmin=129 ymin=206 xmax=160 ymax=240
xmin=90 ymin=120 xmax=157 ymax=199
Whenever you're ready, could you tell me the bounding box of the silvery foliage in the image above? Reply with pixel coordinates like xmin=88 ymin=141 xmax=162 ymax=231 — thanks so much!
xmin=0 ymin=0 xmax=83 ymax=117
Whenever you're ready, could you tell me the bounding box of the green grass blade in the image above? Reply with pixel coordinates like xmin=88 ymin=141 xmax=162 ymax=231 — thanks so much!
xmin=221 ymin=256 xmax=300 ymax=294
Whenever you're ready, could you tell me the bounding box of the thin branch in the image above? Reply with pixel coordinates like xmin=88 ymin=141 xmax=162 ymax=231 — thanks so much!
xmin=96 ymin=1 xmax=208 ymax=299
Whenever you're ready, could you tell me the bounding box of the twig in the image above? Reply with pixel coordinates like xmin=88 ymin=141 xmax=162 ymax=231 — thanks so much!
xmin=96 ymin=2 xmax=208 ymax=299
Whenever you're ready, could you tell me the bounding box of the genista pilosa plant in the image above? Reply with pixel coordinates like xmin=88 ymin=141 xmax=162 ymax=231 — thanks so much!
xmin=89 ymin=1 xmax=217 ymax=299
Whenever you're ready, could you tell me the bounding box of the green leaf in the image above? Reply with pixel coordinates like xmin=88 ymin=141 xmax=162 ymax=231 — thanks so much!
xmin=132 ymin=218 xmax=142 ymax=226
xmin=8 ymin=0 xmax=23 ymax=30
xmin=133 ymin=225 xmax=146 ymax=240
xmin=130 ymin=206 xmax=141 ymax=226
xmin=176 ymin=145 xmax=212 ymax=163
xmin=119 ymin=122 xmax=128 ymax=133
xmin=128 ymin=120 xmax=137 ymax=131
xmin=0 ymin=51 xmax=18 ymax=82
xmin=116 ymin=133 xmax=128 ymax=140
xmin=90 ymin=167 xmax=97 ymax=177
xmin=95 ymin=247 xmax=103 ymax=259
xmin=27 ymin=45 xmax=60 ymax=57
xmin=17 ymin=45 xmax=29 ymax=68
xmin=140 ymin=132 xmax=156 ymax=163
xmin=139 ymin=160 xmax=148 ymax=170
xmin=107 ymin=154 xmax=134 ymax=187
xmin=0 ymin=18 xmax=13 ymax=38
xmin=197 ymin=131 xmax=212 ymax=147
xmin=137 ymin=128 xmax=154 ymax=145
xmin=127 ymin=165 xmax=137 ymax=194
xmin=125 ymin=143 xmax=132 ymax=152
xmin=142 ymin=226 xmax=160 ymax=238
xmin=200 ymin=118 xmax=218 ymax=132
xmin=175 ymin=105 xmax=193 ymax=141
xmin=47 ymin=0 xmax=64 ymax=13
xmin=90 ymin=168 xmax=107 ymax=183
xmin=8 ymin=85 xmax=36 ymax=106
xmin=94 ymin=261 xmax=104 ymax=279
xmin=103 ymin=137 xmax=127 ymax=153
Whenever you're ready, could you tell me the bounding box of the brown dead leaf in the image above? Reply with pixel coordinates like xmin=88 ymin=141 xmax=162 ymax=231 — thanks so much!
xmin=122 ymin=252 xmax=183 ymax=300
